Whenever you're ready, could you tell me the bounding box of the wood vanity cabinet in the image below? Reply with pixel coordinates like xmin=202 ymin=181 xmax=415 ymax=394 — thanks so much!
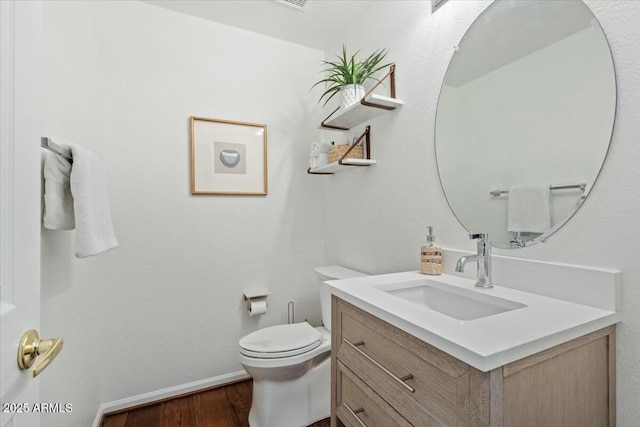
xmin=331 ymin=296 xmax=616 ymax=427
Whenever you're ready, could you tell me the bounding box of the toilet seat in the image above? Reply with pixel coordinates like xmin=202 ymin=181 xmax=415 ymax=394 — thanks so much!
xmin=239 ymin=322 xmax=322 ymax=359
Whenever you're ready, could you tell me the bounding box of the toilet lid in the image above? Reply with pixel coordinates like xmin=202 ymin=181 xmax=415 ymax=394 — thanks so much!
xmin=239 ymin=322 xmax=322 ymax=359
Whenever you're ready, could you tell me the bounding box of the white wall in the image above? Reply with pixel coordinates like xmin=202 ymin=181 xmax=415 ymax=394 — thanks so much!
xmin=40 ymin=2 xmax=325 ymax=426
xmin=324 ymin=0 xmax=640 ymax=424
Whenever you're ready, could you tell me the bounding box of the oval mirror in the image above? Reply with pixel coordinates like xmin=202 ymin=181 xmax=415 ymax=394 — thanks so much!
xmin=435 ymin=0 xmax=615 ymax=248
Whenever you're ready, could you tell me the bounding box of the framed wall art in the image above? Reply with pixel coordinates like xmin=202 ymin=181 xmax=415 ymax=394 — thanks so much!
xmin=190 ymin=116 xmax=268 ymax=195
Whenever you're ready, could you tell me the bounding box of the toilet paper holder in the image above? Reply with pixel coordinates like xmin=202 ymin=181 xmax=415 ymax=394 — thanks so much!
xmin=243 ymin=289 xmax=271 ymax=315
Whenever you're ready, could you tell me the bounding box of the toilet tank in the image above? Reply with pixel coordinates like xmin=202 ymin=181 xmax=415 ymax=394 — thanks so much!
xmin=315 ymin=265 xmax=368 ymax=331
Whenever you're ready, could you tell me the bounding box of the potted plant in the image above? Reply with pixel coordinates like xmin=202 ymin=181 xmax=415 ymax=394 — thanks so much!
xmin=312 ymin=45 xmax=392 ymax=110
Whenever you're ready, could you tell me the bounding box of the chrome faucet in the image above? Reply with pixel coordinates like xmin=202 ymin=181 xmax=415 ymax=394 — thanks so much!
xmin=455 ymin=233 xmax=493 ymax=289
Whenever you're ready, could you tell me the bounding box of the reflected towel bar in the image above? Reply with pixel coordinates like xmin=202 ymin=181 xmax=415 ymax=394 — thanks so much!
xmin=490 ymin=183 xmax=586 ymax=197
xmin=41 ymin=137 xmax=72 ymax=162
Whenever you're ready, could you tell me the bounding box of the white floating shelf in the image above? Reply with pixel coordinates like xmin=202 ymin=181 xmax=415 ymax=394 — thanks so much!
xmin=308 ymin=158 xmax=377 ymax=174
xmin=321 ymin=94 xmax=404 ymax=131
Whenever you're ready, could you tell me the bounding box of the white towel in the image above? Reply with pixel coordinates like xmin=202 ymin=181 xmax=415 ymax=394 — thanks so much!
xmin=43 ymin=152 xmax=74 ymax=230
xmin=309 ymin=153 xmax=329 ymax=169
xmin=309 ymin=142 xmax=332 ymax=169
xmin=43 ymin=143 xmax=119 ymax=258
xmin=310 ymin=142 xmax=332 ymax=157
xmin=507 ymin=184 xmax=551 ymax=233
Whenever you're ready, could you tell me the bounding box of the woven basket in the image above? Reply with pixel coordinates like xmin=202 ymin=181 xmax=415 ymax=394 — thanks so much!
xmin=329 ymin=145 xmax=364 ymax=163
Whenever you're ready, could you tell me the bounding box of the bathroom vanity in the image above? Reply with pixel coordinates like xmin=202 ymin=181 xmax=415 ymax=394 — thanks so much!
xmin=326 ymin=271 xmax=620 ymax=427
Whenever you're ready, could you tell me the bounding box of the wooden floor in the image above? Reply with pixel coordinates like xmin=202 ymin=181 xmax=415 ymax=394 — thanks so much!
xmin=101 ymin=379 xmax=330 ymax=427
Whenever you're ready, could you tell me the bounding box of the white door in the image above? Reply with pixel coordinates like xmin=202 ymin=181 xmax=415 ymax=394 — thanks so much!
xmin=1 ymin=1 xmax=43 ymax=426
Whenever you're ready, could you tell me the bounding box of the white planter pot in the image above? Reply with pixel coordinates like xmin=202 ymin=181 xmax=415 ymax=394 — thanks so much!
xmin=339 ymin=84 xmax=365 ymax=110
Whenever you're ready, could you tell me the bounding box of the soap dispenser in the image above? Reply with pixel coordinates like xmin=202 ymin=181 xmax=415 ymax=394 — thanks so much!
xmin=421 ymin=226 xmax=442 ymax=275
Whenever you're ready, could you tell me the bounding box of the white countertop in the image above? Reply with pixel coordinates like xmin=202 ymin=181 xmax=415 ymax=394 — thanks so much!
xmin=325 ymin=271 xmax=621 ymax=372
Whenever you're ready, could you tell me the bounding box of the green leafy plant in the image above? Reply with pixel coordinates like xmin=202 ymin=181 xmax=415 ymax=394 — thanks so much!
xmin=312 ymin=45 xmax=392 ymax=107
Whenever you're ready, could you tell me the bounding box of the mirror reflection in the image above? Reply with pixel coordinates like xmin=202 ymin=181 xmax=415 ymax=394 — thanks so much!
xmin=435 ymin=0 xmax=616 ymax=248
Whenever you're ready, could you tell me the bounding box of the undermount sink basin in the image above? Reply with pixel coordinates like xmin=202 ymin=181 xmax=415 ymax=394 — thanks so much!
xmin=377 ymin=279 xmax=527 ymax=321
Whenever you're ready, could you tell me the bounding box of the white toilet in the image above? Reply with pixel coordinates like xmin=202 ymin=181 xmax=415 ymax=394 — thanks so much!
xmin=238 ymin=265 xmax=367 ymax=427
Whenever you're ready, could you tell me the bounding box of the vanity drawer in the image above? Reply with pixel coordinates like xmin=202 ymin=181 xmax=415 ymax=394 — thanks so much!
xmin=335 ymin=298 xmax=472 ymax=427
xmin=336 ymin=360 xmax=411 ymax=427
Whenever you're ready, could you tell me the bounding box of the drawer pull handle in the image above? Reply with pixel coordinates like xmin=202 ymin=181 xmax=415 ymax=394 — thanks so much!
xmin=344 ymin=338 xmax=415 ymax=393
xmin=344 ymin=403 xmax=367 ymax=427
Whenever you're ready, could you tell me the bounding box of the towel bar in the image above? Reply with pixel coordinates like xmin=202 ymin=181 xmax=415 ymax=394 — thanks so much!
xmin=41 ymin=137 xmax=72 ymax=162
xmin=490 ymin=183 xmax=586 ymax=197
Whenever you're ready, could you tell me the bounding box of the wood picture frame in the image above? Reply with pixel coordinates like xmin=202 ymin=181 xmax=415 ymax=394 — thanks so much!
xmin=190 ymin=116 xmax=268 ymax=195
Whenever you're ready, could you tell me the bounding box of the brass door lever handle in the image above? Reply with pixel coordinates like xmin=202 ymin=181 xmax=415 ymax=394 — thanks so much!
xmin=18 ymin=329 xmax=64 ymax=377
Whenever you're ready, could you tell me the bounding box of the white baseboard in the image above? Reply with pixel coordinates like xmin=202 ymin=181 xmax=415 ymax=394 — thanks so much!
xmin=92 ymin=370 xmax=250 ymax=427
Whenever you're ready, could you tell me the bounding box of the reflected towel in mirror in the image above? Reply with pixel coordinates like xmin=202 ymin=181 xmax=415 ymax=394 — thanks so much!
xmin=507 ymin=184 xmax=551 ymax=233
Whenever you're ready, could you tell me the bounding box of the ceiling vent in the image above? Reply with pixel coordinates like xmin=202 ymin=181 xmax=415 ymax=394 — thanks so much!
xmin=275 ymin=0 xmax=310 ymax=11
